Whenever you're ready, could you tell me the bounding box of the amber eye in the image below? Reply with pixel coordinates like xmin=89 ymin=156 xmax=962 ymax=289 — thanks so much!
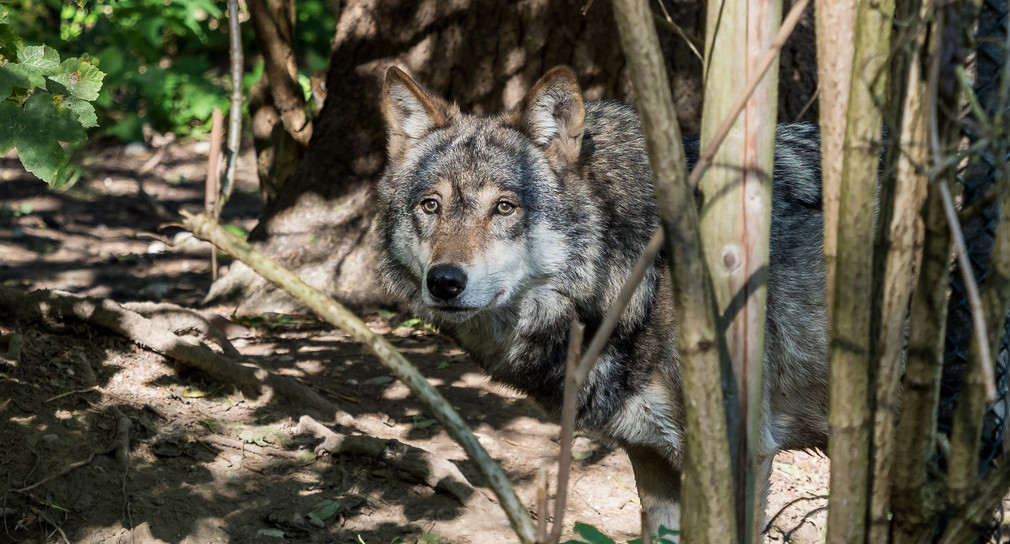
xmin=495 ymin=200 xmax=516 ymax=216
xmin=420 ymin=198 xmax=440 ymax=214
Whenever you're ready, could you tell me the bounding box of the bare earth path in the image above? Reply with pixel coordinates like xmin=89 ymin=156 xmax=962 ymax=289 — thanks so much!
xmin=0 ymin=143 xmax=828 ymax=543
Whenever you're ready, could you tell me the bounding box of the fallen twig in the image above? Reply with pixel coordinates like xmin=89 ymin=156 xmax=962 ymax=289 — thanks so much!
xmin=115 ymin=416 xmax=132 ymax=469
xmin=45 ymin=386 xmax=98 ymax=403
xmin=14 ymin=446 xmax=110 ymax=494
xmin=763 ymin=494 xmax=829 ymax=534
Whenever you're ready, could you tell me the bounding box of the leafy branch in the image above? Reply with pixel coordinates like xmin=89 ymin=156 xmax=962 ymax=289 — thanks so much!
xmin=0 ymin=18 xmax=105 ymax=185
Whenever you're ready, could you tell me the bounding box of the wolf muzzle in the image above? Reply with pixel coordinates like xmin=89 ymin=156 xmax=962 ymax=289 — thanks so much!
xmin=426 ymin=263 xmax=468 ymax=300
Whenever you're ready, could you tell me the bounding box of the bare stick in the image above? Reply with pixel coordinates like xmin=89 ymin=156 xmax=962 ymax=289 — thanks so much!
xmin=205 ymin=107 xmax=224 ymax=281
xmin=939 ymin=180 xmax=996 ymax=401
xmin=764 ymin=494 xmax=829 ymax=534
xmin=180 ymin=211 xmax=536 ymax=544
xmin=15 ymin=445 xmax=113 ymax=493
xmin=536 ymin=467 xmax=550 ymax=542
xmin=652 ymin=5 xmax=703 ymax=63
xmin=547 ymin=321 xmax=585 ymax=543
xmin=926 ymin=0 xmax=992 ymax=399
xmin=219 ymin=0 xmax=245 ymax=212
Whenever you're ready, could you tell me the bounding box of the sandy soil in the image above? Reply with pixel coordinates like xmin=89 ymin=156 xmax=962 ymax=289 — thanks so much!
xmin=0 ymin=142 xmax=829 ymax=543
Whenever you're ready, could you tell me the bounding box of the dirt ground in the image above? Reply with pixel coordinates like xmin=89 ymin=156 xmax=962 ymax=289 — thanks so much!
xmin=0 ymin=142 xmax=830 ymax=544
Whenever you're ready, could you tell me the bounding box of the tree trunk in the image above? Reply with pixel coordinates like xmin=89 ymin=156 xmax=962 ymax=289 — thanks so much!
xmin=208 ymin=0 xmax=817 ymax=314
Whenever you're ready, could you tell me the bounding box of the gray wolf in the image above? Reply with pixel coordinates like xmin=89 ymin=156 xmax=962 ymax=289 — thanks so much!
xmin=375 ymin=65 xmax=829 ymax=537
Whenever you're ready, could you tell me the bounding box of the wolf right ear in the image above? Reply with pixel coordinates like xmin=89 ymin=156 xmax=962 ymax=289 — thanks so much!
xmin=383 ymin=67 xmax=453 ymax=160
xmin=508 ymin=66 xmax=585 ymax=163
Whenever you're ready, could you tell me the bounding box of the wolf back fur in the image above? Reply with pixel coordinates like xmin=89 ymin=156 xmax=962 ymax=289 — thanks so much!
xmin=376 ymin=65 xmax=829 ymax=535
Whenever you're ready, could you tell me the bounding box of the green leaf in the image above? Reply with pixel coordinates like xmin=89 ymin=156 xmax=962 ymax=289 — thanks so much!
xmin=0 ymin=63 xmax=29 ymax=99
xmin=412 ymin=416 xmax=437 ymax=430
xmin=223 ymin=224 xmax=247 ymax=237
xmin=572 ymin=450 xmax=594 ymax=460
xmin=394 ymin=318 xmax=423 ymax=330
xmin=14 ymin=44 xmax=60 ymax=88
xmin=308 ymin=499 xmax=341 ymax=522
xmin=48 ymin=58 xmax=104 ymax=101
xmin=0 ymin=92 xmax=89 ymax=184
xmin=65 ymin=97 xmax=97 ymax=128
xmin=572 ymin=523 xmax=616 ymax=544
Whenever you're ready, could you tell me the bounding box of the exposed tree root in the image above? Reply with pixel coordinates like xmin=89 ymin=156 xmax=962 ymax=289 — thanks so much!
xmin=121 ymin=300 xmax=242 ymax=357
xmin=0 ymin=286 xmax=343 ymax=421
xmin=294 ymin=415 xmax=487 ymax=508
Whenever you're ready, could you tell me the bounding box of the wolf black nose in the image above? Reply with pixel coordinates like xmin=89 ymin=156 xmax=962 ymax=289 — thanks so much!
xmin=427 ymin=264 xmax=468 ymax=300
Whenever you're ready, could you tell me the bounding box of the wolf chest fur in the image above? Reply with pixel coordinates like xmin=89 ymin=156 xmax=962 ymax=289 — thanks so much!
xmin=375 ymin=65 xmax=829 ymax=534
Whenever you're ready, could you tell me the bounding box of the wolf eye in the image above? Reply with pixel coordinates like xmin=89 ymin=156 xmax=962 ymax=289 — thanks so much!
xmin=495 ymin=201 xmax=516 ymax=216
xmin=420 ymin=198 xmax=440 ymax=214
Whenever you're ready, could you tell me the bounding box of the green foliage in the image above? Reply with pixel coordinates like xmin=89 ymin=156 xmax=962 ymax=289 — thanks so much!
xmin=6 ymin=0 xmax=335 ymax=141
xmin=0 ymin=14 xmax=105 ymax=186
xmin=561 ymin=522 xmax=680 ymax=544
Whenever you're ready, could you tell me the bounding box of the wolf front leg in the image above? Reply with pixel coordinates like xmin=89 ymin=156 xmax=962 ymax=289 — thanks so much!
xmin=628 ymin=445 xmax=775 ymax=543
xmin=626 ymin=446 xmax=682 ymax=538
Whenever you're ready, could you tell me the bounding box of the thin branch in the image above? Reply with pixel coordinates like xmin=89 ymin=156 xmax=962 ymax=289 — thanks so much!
xmin=219 ymin=0 xmax=245 ymax=212
xmin=939 ymin=180 xmax=996 ymax=402
xmin=180 ymin=211 xmax=536 ymax=544
xmin=547 ymin=321 xmax=585 ymax=544
xmin=652 ymin=10 xmax=703 ymax=63
xmin=535 ymin=467 xmax=550 ymax=542
xmin=205 ymin=107 xmax=224 ymax=280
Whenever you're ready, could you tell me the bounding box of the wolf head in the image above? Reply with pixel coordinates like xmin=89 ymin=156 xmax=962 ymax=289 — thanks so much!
xmin=375 ymin=66 xmax=598 ymax=326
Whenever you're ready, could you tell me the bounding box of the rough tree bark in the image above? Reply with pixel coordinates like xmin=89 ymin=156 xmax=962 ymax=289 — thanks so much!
xmin=208 ymin=0 xmax=818 ymax=314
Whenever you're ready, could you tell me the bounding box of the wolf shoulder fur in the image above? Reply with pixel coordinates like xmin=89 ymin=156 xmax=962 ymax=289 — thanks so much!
xmin=375 ymin=65 xmax=829 ymax=535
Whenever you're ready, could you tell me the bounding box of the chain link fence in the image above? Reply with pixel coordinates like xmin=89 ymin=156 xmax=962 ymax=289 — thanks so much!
xmin=937 ymin=0 xmax=1009 ymax=540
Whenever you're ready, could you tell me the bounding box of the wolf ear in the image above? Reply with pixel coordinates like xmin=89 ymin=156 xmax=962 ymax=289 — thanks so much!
xmin=383 ymin=67 xmax=452 ymax=159
xmin=509 ymin=66 xmax=585 ymax=163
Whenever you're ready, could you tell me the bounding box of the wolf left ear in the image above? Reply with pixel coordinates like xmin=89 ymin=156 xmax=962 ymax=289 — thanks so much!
xmin=508 ymin=66 xmax=585 ymax=163
xmin=383 ymin=66 xmax=453 ymax=160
